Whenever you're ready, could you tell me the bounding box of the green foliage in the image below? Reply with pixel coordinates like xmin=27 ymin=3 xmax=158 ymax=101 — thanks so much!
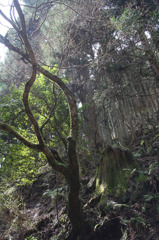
xmin=0 ymin=65 xmax=70 ymax=186
xmin=124 ymin=159 xmax=159 ymax=210
xmin=130 ymin=216 xmax=146 ymax=229
xmin=0 ymin=142 xmax=41 ymax=185
xmin=0 ymin=86 xmax=23 ymax=123
xmin=144 ymin=194 xmax=154 ymax=202
xmin=29 ymin=66 xmax=70 ymax=148
xmin=135 ymin=170 xmax=148 ymax=183
xmin=111 ymin=4 xmax=159 ymax=36
xmin=148 ymin=162 xmax=159 ymax=177
xmin=103 ymin=199 xmax=129 ymax=212
xmin=0 ymin=87 xmax=44 ymax=184
xmin=111 ymin=7 xmax=141 ymax=35
xmin=153 ymin=134 xmax=159 ymax=140
xmin=43 ymin=187 xmax=66 ymax=204
xmin=121 ymin=215 xmax=147 ymax=234
xmin=0 ymin=180 xmax=29 ymax=235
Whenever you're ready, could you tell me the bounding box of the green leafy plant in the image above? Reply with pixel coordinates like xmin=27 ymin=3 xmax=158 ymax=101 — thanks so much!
xmin=130 ymin=216 xmax=146 ymax=233
xmin=0 ymin=179 xmax=30 ymax=236
xmin=0 ymin=66 xmax=71 ymax=187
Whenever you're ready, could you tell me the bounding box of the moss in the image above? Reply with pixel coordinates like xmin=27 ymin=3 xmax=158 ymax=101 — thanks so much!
xmin=95 ymin=146 xmax=139 ymax=196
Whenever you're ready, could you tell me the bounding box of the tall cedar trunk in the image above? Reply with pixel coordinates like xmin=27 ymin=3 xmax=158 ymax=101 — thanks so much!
xmin=69 ymin=55 xmax=100 ymax=148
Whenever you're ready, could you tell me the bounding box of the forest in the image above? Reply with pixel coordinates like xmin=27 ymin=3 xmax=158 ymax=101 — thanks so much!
xmin=0 ymin=0 xmax=159 ymax=239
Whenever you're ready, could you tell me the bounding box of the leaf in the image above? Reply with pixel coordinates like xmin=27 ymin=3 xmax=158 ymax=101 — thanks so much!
xmin=144 ymin=195 xmax=154 ymax=202
xmin=154 ymin=134 xmax=159 ymax=140
xmin=131 ymin=168 xmax=137 ymax=175
xmin=140 ymin=140 xmax=145 ymax=146
xmin=135 ymin=174 xmax=147 ymax=182
xmin=133 ymin=152 xmax=142 ymax=158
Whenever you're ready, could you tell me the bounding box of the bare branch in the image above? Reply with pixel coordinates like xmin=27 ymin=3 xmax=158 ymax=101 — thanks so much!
xmin=12 ymin=0 xmax=36 ymax=64
xmin=0 ymin=9 xmax=20 ymax=33
xmin=0 ymin=33 xmax=28 ymax=59
xmin=13 ymin=0 xmax=26 ymax=34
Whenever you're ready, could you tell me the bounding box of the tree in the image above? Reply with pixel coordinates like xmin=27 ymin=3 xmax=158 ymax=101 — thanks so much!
xmin=0 ymin=0 xmax=159 ymax=238
xmin=0 ymin=1 xmax=83 ymax=239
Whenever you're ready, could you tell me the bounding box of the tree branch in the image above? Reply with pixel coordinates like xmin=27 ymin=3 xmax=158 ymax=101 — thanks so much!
xmin=0 ymin=0 xmax=78 ymax=142
xmin=40 ymin=84 xmax=58 ymax=133
xmin=36 ymin=64 xmax=78 ymax=140
xmin=13 ymin=0 xmax=36 ymax=64
xmin=13 ymin=0 xmax=26 ymax=34
xmin=23 ymin=64 xmax=44 ymax=146
xmin=0 ymin=9 xmax=20 ymax=33
xmin=0 ymin=33 xmax=29 ymax=61
xmin=0 ymin=121 xmax=42 ymax=151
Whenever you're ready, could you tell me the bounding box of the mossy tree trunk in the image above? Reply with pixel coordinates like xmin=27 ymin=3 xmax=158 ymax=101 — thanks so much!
xmin=96 ymin=146 xmax=138 ymax=195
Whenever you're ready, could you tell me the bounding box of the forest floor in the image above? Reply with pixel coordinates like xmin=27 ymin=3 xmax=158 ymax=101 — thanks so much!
xmin=1 ymin=127 xmax=159 ymax=240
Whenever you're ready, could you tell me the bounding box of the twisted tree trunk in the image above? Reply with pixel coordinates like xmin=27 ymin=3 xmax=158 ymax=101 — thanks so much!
xmin=0 ymin=1 xmax=84 ymax=238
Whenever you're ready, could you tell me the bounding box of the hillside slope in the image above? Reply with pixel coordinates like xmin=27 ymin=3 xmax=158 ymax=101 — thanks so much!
xmin=1 ymin=128 xmax=159 ymax=240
